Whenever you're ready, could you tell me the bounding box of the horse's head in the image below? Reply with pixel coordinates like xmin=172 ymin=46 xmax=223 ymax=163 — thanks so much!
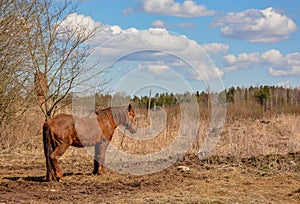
xmin=126 ymin=104 xmax=137 ymax=134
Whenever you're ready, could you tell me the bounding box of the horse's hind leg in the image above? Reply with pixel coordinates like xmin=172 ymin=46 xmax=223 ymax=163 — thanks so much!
xmin=47 ymin=156 xmax=55 ymax=181
xmin=50 ymin=143 xmax=69 ymax=181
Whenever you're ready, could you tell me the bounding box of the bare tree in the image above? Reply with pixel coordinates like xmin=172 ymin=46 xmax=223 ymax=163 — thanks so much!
xmin=0 ymin=0 xmax=35 ymax=127
xmin=27 ymin=0 xmax=105 ymax=118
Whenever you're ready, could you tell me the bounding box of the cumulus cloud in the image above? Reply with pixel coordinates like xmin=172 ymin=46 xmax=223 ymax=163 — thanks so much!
xmin=152 ymin=20 xmax=195 ymax=29
xmin=149 ymin=65 xmax=169 ymax=74
xmin=223 ymin=52 xmax=260 ymax=70
xmin=57 ymin=13 xmax=102 ymax=39
xmin=59 ymin=13 xmax=223 ymax=82
xmin=152 ymin=20 xmax=166 ymax=28
xmin=213 ymin=7 xmax=297 ymax=43
xmin=129 ymin=0 xmax=215 ymax=17
xmin=268 ymin=52 xmax=300 ymax=76
xmin=95 ymin=26 xmax=223 ymax=80
xmin=201 ymin=43 xmax=229 ymax=55
xmin=223 ymin=49 xmax=300 ymax=76
xmin=261 ymin=49 xmax=283 ymax=64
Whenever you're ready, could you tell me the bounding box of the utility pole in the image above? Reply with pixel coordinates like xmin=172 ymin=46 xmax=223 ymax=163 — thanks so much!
xmin=148 ymin=89 xmax=152 ymax=119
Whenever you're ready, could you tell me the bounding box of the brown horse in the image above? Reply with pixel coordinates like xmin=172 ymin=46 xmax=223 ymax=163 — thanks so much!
xmin=42 ymin=104 xmax=137 ymax=181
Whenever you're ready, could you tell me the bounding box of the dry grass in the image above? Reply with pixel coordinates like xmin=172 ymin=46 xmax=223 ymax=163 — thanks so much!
xmin=1 ymin=104 xmax=300 ymax=164
xmin=107 ymin=106 xmax=300 ymax=163
xmin=73 ymin=115 xmax=292 ymax=177
xmin=215 ymin=114 xmax=300 ymax=158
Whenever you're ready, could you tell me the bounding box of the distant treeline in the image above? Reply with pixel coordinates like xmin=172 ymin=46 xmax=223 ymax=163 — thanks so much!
xmin=220 ymin=86 xmax=300 ymax=118
xmin=87 ymin=86 xmax=300 ymax=118
xmin=223 ymin=86 xmax=300 ymax=114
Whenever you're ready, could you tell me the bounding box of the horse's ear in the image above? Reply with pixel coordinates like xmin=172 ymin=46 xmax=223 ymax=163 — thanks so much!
xmin=128 ymin=104 xmax=132 ymax=112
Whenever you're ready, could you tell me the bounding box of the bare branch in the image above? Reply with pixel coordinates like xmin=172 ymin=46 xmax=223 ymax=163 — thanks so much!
xmin=26 ymin=0 xmax=106 ymax=118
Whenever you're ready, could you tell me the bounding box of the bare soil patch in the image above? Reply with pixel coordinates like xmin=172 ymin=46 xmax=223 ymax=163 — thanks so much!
xmin=1 ymin=151 xmax=299 ymax=203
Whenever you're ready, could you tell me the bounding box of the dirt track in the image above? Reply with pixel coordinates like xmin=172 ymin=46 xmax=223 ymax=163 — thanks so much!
xmin=0 ymin=151 xmax=299 ymax=204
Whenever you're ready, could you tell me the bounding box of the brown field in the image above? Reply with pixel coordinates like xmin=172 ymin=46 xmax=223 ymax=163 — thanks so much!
xmin=0 ymin=108 xmax=300 ymax=203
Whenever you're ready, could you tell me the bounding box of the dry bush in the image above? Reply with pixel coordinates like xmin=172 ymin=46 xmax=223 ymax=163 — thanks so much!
xmin=0 ymin=106 xmax=44 ymax=159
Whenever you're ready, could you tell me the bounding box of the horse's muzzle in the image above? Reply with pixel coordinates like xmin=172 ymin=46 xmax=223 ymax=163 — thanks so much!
xmin=126 ymin=123 xmax=137 ymax=134
xmin=129 ymin=128 xmax=137 ymax=134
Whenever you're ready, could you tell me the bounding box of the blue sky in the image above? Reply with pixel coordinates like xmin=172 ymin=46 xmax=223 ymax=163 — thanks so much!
xmin=70 ymin=0 xmax=300 ymax=95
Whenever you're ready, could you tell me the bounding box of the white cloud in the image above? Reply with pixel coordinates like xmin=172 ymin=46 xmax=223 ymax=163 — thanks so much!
xmin=145 ymin=63 xmax=169 ymax=74
xmin=57 ymin=13 xmax=102 ymax=39
xmin=286 ymin=53 xmax=300 ymax=66
xmin=93 ymin=26 xmax=222 ymax=80
xmin=59 ymin=13 xmax=223 ymax=81
xmin=268 ymin=63 xmax=300 ymax=76
xmin=277 ymin=81 xmax=291 ymax=88
xmin=269 ymin=68 xmax=300 ymax=77
xmin=201 ymin=43 xmax=229 ymax=55
xmin=213 ymin=7 xmax=297 ymax=43
xmin=223 ymin=49 xmax=300 ymax=76
xmin=134 ymin=0 xmax=215 ymax=17
xmin=152 ymin=20 xmax=195 ymax=29
xmin=267 ymin=52 xmax=300 ymax=76
xmin=152 ymin=20 xmax=166 ymax=28
xmin=223 ymin=52 xmax=260 ymax=70
xmin=261 ymin=49 xmax=283 ymax=64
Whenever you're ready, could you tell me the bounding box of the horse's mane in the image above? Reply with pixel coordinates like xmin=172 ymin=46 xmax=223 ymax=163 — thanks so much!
xmin=95 ymin=106 xmax=128 ymax=125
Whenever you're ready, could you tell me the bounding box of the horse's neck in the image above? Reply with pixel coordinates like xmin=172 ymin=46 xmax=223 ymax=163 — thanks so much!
xmin=100 ymin=108 xmax=127 ymax=129
xmin=109 ymin=108 xmax=127 ymax=127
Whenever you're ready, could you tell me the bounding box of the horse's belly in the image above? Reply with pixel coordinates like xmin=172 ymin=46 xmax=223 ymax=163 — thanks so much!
xmin=71 ymin=136 xmax=84 ymax=147
xmin=72 ymin=134 xmax=100 ymax=147
xmin=73 ymin=122 xmax=102 ymax=147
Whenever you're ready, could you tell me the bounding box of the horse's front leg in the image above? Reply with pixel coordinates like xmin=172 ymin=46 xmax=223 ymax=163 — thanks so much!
xmin=93 ymin=137 xmax=109 ymax=175
xmin=93 ymin=142 xmax=100 ymax=175
xmin=99 ymin=137 xmax=109 ymax=174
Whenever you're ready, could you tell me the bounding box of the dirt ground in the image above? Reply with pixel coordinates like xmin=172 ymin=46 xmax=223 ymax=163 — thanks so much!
xmin=0 ymin=149 xmax=299 ymax=204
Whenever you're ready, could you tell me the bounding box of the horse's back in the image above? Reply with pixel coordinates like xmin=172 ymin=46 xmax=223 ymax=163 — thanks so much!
xmin=44 ymin=114 xmax=76 ymax=144
xmin=46 ymin=113 xmax=76 ymax=129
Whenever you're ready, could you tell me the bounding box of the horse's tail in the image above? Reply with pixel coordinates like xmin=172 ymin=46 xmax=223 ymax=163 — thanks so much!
xmin=43 ymin=121 xmax=54 ymax=181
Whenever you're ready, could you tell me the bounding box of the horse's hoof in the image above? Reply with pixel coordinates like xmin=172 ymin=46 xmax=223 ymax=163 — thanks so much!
xmin=56 ymin=178 xmax=63 ymax=182
xmin=92 ymin=170 xmax=99 ymax=175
